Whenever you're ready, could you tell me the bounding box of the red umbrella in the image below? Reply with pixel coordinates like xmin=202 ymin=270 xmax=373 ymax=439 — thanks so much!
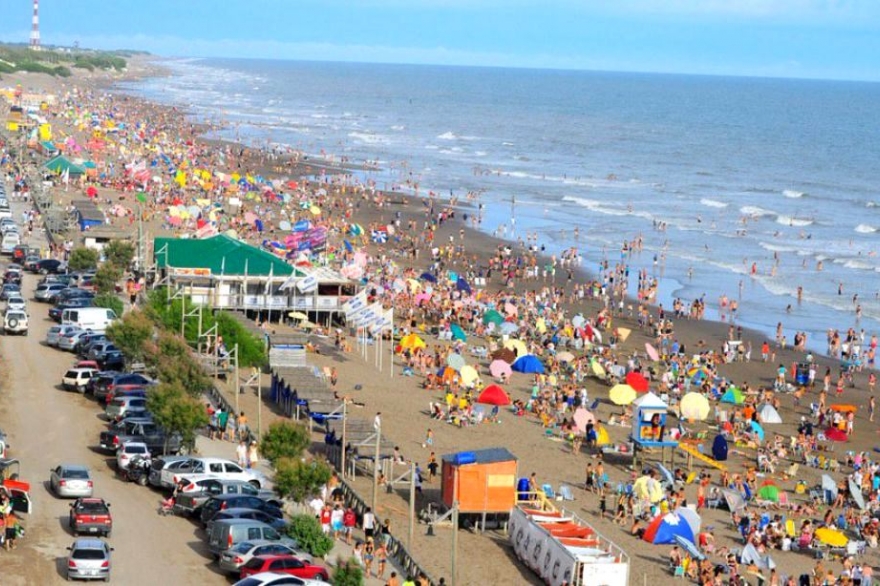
xmin=86 ymin=186 xmax=98 ymax=197
xmin=824 ymin=427 xmax=848 ymax=442
xmin=625 ymin=371 xmax=650 ymax=393
xmin=477 ymin=384 xmax=511 ymax=406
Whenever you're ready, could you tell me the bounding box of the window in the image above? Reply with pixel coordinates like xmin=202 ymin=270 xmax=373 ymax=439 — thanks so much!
xmin=209 ymin=463 xmax=224 ymax=473
xmin=225 ymin=464 xmax=243 ymax=474
xmin=269 ymin=559 xmax=286 ymax=571
xmin=247 ymin=527 xmax=262 ymax=540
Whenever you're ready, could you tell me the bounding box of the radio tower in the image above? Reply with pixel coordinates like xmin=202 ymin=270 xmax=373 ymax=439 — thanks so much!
xmin=30 ymin=0 xmax=41 ymax=51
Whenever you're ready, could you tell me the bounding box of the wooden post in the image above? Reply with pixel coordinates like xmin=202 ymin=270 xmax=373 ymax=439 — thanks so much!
xmin=451 ymin=501 xmax=459 ymax=586
xmin=408 ymin=461 xmax=416 ymax=548
xmin=340 ymin=401 xmax=348 ymax=478
xmin=371 ymin=422 xmax=381 ymax=514
xmin=256 ymin=369 xmax=262 ymax=439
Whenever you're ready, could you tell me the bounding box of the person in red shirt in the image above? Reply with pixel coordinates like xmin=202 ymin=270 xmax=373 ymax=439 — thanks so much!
xmin=343 ymin=506 xmax=357 ymax=545
xmin=320 ymin=504 xmax=332 ymax=535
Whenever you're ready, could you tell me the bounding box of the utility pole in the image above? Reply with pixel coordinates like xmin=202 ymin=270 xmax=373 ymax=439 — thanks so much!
xmin=408 ymin=461 xmax=416 ymax=548
xmin=340 ymin=401 xmax=348 ymax=478
xmin=371 ymin=420 xmax=381 ymax=514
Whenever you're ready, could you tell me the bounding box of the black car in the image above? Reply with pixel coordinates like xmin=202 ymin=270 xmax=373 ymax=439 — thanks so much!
xmin=98 ymin=350 xmax=125 ymax=372
xmin=199 ymin=495 xmax=283 ymax=527
xmin=36 ymin=258 xmax=65 ymax=274
xmin=85 ymin=371 xmax=120 ymax=396
xmin=3 ymin=271 xmax=21 ymax=285
xmin=54 ymin=288 xmax=94 ymax=303
xmin=49 ymin=298 xmax=93 ymax=322
xmin=93 ymin=373 xmax=154 ymax=403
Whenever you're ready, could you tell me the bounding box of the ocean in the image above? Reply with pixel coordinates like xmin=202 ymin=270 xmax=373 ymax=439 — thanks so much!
xmin=121 ymin=58 xmax=880 ymax=353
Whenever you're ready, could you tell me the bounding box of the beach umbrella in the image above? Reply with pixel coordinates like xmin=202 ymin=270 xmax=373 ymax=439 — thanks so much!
xmin=643 ymin=512 xmax=694 ymax=545
xmin=687 ymin=366 xmax=712 ymax=382
xmin=512 ymin=355 xmax=545 ymax=374
xmin=482 ymin=309 xmax=504 ymax=326
xmin=849 ymin=478 xmax=867 ymax=510
xmin=450 ymin=324 xmax=467 ymax=342
xmin=244 ymin=211 xmax=258 ymax=225
xmin=571 ymin=315 xmax=586 ymax=328
xmin=400 ymin=333 xmax=426 ymax=351
xmin=758 ymin=404 xmax=782 ymax=424
xmin=720 ymin=488 xmax=746 ymax=512
xmin=446 ymin=353 xmax=466 ymax=371
xmin=625 ymin=371 xmax=650 ymax=393
xmin=499 ymin=322 xmax=518 ymax=335
xmin=456 ymin=277 xmax=472 ymax=294
xmin=590 ymin=359 xmax=607 ymax=379
xmin=645 ymin=343 xmax=660 ymax=362
xmin=489 ymin=359 xmax=512 ymax=379
xmin=821 ymin=474 xmax=838 ymax=500
xmin=680 ymin=392 xmax=711 ymax=421
xmin=609 ymin=384 xmax=637 ymax=406
xmin=750 ymin=420 xmax=765 ymax=442
xmin=503 ymin=339 xmax=528 ymax=358
xmin=633 ymin=475 xmax=664 ymax=504
xmin=309 ymin=205 xmax=321 ymax=216
xmin=459 ymin=365 xmax=479 ymax=386
xmin=343 ymin=240 xmax=354 ymax=253
xmin=674 ymin=535 xmax=705 ymax=562
xmin=757 ymin=482 xmax=780 ymax=503
xmin=675 ymin=508 xmax=702 ymax=538
xmin=824 ymin=427 xmax=848 ymax=442
xmin=419 ymin=272 xmax=437 ymax=283
xmin=573 ymin=407 xmax=596 ymax=432
xmin=491 ymin=347 xmax=517 ymax=364
xmin=712 ymin=434 xmax=729 ymax=461
xmin=830 ymin=404 xmax=857 ymax=413
xmin=720 ymin=387 xmax=744 ymax=405
xmin=654 ymin=463 xmax=675 ymax=488
xmin=279 ymin=220 xmax=291 ymax=231
xmin=617 ymin=327 xmax=632 ymax=342
xmin=556 ymin=351 xmax=575 ymax=363
xmin=741 ymin=543 xmax=776 ymax=571
xmin=86 ymin=185 xmax=98 ymax=197
xmin=814 ymin=527 xmax=848 ymax=548
xmin=476 ymin=384 xmax=510 ymax=406
xmin=504 ymin=302 xmax=518 ymax=316
xmin=288 ymin=311 xmax=308 ymax=321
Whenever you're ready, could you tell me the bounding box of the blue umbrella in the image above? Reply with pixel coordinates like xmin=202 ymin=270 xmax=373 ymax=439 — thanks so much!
xmin=674 ymin=535 xmax=706 ymax=561
xmin=450 ymin=324 xmax=467 ymax=342
xmin=343 ymin=240 xmax=354 ymax=252
xmin=456 ymin=277 xmax=472 ymax=294
xmin=750 ymin=420 xmax=765 ymax=442
xmin=419 ymin=272 xmax=437 ymax=283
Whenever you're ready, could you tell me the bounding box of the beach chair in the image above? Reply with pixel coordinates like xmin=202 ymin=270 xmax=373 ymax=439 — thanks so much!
xmin=588 ymin=399 xmax=600 ymax=411
xmin=784 ymin=463 xmax=799 ymax=480
xmin=777 ymin=492 xmax=792 ymax=510
xmin=559 ymin=485 xmax=575 ymax=501
xmin=685 ymin=471 xmax=697 ymax=485
xmin=541 ymin=484 xmax=557 ymax=500
xmin=785 ymin=519 xmax=796 ymax=538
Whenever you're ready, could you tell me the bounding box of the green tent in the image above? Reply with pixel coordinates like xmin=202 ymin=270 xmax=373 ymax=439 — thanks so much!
xmin=44 ymin=155 xmax=86 ymax=176
xmin=482 ymin=309 xmax=504 ymax=326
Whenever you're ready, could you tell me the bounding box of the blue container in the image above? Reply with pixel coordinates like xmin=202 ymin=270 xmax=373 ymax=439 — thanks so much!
xmin=517 ymin=477 xmax=531 ymax=501
xmin=452 ymin=451 xmax=476 ymax=466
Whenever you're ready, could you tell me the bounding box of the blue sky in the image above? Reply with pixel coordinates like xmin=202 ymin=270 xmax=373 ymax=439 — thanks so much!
xmin=0 ymin=0 xmax=878 ymax=81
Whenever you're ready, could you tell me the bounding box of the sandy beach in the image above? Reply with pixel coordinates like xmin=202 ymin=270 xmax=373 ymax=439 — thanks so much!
xmin=3 ymin=56 xmax=880 ymax=586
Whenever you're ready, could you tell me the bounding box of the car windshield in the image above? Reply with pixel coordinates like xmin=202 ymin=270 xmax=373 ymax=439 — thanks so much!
xmin=64 ymin=469 xmax=89 ymax=479
xmin=71 ymin=548 xmax=106 ymax=560
xmin=126 ymin=445 xmax=148 ymax=454
xmin=77 ymin=502 xmax=108 ymax=514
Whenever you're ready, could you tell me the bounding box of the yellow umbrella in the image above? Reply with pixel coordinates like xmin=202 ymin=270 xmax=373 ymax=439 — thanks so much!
xmin=609 ymin=384 xmax=637 ymax=406
xmin=503 ymin=338 xmax=528 ymax=357
xmin=406 ymin=278 xmax=421 ymax=291
xmin=680 ymin=392 xmax=711 ymax=421
xmin=814 ymin=527 xmax=848 ymax=547
xmin=591 ymin=359 xmax=606 ymax=379
xmin=288 ymin=311 xmax=309 ymax=320
xmin=310 ymin=205 xmax=321 ymax=216
xmin=617 ymin=327 xmax=632 ymax=342
xmin=459 ymin=365 xmax=479 ymax=386
xmin=400 ymin=333 xmax=426 ymax=350
xmin=535 ymin=317 xmax=547 ymax=334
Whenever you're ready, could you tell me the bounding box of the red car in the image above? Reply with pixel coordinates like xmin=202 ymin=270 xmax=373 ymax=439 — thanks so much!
xmin=240 ymin=555 xmax=329 ymax=581
xmin=69 ymin=497 xmax=113 ymax=537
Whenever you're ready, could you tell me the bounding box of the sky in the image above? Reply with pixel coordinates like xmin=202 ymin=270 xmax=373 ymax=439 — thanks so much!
xmin=0 ymin=0 xmax=878 ymax=81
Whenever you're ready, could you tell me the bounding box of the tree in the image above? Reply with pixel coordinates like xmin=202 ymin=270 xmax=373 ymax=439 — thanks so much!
xmin=68 ymin=247 xmax=99 ymax=271
xmin=331 ymin=557 xmax=365 ymax=586
xmin=286 ymin=514 xmax=334 ymax=558
xmin=144 ymin=332 xmax=210 ymax=398
xmin=103 ymin=240 xmax=135 ymax=270
xmin=146 ymin=383 xmax=208 ymax=452
xmin=93 ymin=263 xmax=122 ymax=295
xmin=273 ymin=457 xmax=333 ymax=503
xmin=259 ymin=421 xmax=311 ymax=465
xmin=106 ymin=309 xmax=153 ymax=362
xmin=215 ymin=311 xmax=267 ymax=368
xmin=93 ymin=294 xmax=124 ymax=318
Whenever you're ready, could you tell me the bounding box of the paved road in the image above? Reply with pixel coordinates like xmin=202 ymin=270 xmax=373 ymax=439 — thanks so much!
xmin=0 ymin=198 xmax=229 ymax=584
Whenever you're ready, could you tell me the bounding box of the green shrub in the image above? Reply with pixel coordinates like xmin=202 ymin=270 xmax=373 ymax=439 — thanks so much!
xmin=68 ymin=247 xmax=99 ymax=271
xmin=286 ymin=514 xmax=334 ymax=558
xmin=274 ymin=458 xmax=333 ymax=503
xmin=260 ymin=421 xmax=311 ymax=465
xmin=93 ymin=293 xmax=123 ymax=318
xmin=332 ymin=557 xmax=364 ymax=586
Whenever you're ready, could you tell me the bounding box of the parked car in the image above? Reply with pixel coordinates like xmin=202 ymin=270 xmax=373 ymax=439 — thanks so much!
xmin=66 ymin=538 xmax=113 ymax=582
xmin=0 ymin=283 xmax=21 ymax=300
xmin=239 ymin=556 xmax=328 ymax=581
xmin=75 ymin=333 xmax=108 ymax=357
xmin=69 ymin=498 xmax=112 ymax=537
xmin=99 ymin=418 xmax=181 ymax=455
xmin=164 ymin=457 xmax=265 ymax=490
xmin=3 ymin=270 xmax=21 ymax=286
xmin=93 ymin=373 xmax=154 ymax=403
xmin=36 ymin=258 xmax=66 ymax=274
xmin=85 ymin=370 xmax=120 ymax=397
xmin=97 ymin=350 xmax=125 ymax=372
xmin=147 ymin=455 xmax=193 ymax=489
xmin=87 ymin=342 xmax=118 ymax=362
xmin=23 ymin=254 xmax=41 ymax=271
xmin=58 ymin=329 xmax=91 ymax=352
xmin=62 ymin=367 xmax=99 ymax=392
xmin=5 ymin=294 xmax=25 ymax=311
xmin=208 ymin=508 xmax=289 ymax=532
xmin=49 ymin=298 xmax=93 ymax=322
xmin=116 ymin=441 xmax=150 ymax=471
xmin=105 ymin=396 xmax=148 ymax=421
xmin=200 ymin=494 xmax=283 ymax=527
xmin=34 ymin=282 xmax=66 ymax=302
xmin=232 ymin=574 xmax=327 ymax=586
xmin=217 ymin=539 xmax=310 ymax=575
xmin=46 ymin=324 xmax=81 ymax=347
xmin=50 ymin=464 xmax=94 ymax=498
xmin=4 ymin=309 xmax=28 ymax=335
xmin=173 ymin=478 xmax=278 ymax=516
xmin=208 ymin=519 xmax=298 ymax=558
xmin=54 ymin=287 xmax=94 ymax=304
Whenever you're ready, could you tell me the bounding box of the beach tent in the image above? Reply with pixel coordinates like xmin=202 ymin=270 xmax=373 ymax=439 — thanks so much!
xmin=720 ymin=387 xmax=744 ymax=405
xmin=824 ymin=428 xmax=848 ymax=442
xmin=512 ymin=355 xmax=545 ymax=374
xmin=450 ymin=324 xmax=467 ymax=342
xmin=711 ymin=434 xmax=729 ymax=462
xmin=400 ymin=333 xmax=426 ymax=351
xmin=758 ymin=404 xmax=783 ymax=424
xmin=44 ymin=155 xmax=86 ymax=176
xmin=757 ymin=480 xmax=780 ymax=503
xmin=482 ymin=309 xmax=504 ymax=326
xmin=595 ymin=426 xmax=610 ymax=446
xmin=750 ymin=421 xmax=765 ymax=442
xmin=477 ymin=384 xmax=511 ymax=406
xmin=625 ymin=371 xmax=650 ymax=392
xmin=741 ymin=543 xmax=776 ymax=570
xmin=721 ymin=488 xmax=746 ymax=513
xmin=643 ymin=512 xmax=695 ymax=545
xmin=675 ymin=507 xmax=702 ymax=537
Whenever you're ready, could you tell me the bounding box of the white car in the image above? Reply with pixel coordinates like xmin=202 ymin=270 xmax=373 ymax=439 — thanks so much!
xmin=233 ymin=573 xmax=328 ymax=586
xmin=116 ymin=442 xmax=150 ymax=471
xmin=5 ymin=295 xmax=26 ymax=312
xmin=3 ymin=309 xmax=28 ymax=335
xmin=164 ymin=457 xmax=266 ymax=489
xmin=62 ymin=367 xmax=99 ymax=392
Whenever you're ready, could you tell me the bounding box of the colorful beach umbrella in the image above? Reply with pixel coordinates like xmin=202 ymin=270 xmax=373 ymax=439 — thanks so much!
xmin=503 ymin=339 xmax=528 ymax=358
xmin=556 ymin=351 xmax=575 ymax=363
xmin=609 ymin=384 xmax=637 ymax=406
xmin=645 ymin=343 xmax=660 ymax=362
xmin=511 ymin=355 xmax=544 ymax=374
xmin=400 ymin=333 xmax=426 ymax=351
xmin=625 ymin=371 xmax=650 ymax=393
xmin=680 ymin=392 xmax=711 ymax=421
xmin=757 ymin=482 xmax=780 ymax=503
xmin=814 ymin=527 xmax=848 ymax=547
xmin=491 ymin=347 xmax=517 ymax=364
xmin=450 ymin=323 xmax=467 ymax=342
xmin=482 ymin=309 xmax=504 ymax=326
xmin=476 ymin=384 xmax=510 ymax=406
xmin=446 ymin=353 xmax=466 ymax=371
xmin=459 ymin=365 xmax=479 ymax=386
xmin=489 ymin=359 xmax=512 ymax=379
xmin=590 ymin=359 xmax=607 ymax=379
xmin=643 ymin=512 xmax=695 ymax=545
xmin=824 ymin=427 xmax=848 ymax=442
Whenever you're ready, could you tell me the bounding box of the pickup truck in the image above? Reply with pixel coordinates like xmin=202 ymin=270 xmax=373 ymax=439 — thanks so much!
xmin=172 ymin=478 xmax=280 ymax=516
xmin=99 ymin=418 xmax=182 ymax=455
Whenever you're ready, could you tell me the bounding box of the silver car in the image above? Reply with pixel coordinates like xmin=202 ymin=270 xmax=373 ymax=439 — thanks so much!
xmin=59 ymin=329 xmax=90 ymax=352
xmin=66 ymin=538 xmax=112 ymax=582
xmin=218 ymin=540 xmax=310 ymax=574
xmin=35 ymin=282 xmax=66 ymax=302
xmin=50 ymin=464 xmax=94 ymax=498
xmin=105 ymin=396 xmax=147 ymax=421
xmin=47 ymin=324 xmax=82 ymax=347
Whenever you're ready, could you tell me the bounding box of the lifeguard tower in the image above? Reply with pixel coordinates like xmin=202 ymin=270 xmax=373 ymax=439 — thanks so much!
xmin=629 ymin=392 xmax=679 ymax=469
